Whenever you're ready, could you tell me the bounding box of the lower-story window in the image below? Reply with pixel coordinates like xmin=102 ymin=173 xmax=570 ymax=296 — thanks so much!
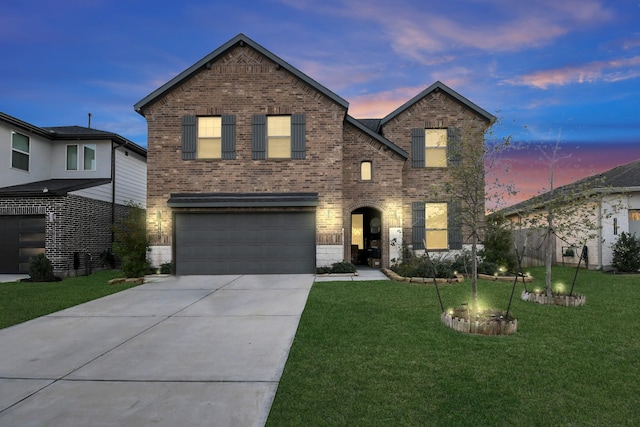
xmin=425 ymin=203 xmax=448 ymax=250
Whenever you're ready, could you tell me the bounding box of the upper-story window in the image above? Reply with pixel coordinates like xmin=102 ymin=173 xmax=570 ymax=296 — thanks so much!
xmin=11 ymin=132 xmax=30 ymax=172
xmin=361 ymin=161 xmax=372 ymax=180
xmin=267 ymin=116 xmax=291 ymax=158
xmin=411 ymin=127 xmax=460 ymax=168
xmin=425 ymin=129 xmax=447 ymax=167
xmin=197 ymin=117 xmax=222 ymax=159
xmin=251 ymin=114 xmax=306 ymax=160
xmin=66 ymin=144 xmax=96 ymax=171
xmin=181 ymin=115 xmax=236 ymax=160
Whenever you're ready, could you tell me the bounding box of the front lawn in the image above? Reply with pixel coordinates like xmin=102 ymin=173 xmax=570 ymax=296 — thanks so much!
xmin=267 ymin=267 xmax=640 ymax=426
xmin=0 ymin=270 xmax=136 ymax=329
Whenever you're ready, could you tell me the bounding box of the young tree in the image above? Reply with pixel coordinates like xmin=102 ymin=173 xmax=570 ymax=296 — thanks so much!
xmin=516 ymin=138 xmax=618 ymax=296
xmin=113 ymin=201 xmax=150 ymax=278
xmin=441 ymin=118 xmax=515 ymax=312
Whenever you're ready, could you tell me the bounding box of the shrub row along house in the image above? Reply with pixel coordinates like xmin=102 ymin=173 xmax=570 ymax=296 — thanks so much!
xmin=136 ymin=34 xmax=495 ymax=275
xmin=0 ymin=112 xmax=146 ymax=275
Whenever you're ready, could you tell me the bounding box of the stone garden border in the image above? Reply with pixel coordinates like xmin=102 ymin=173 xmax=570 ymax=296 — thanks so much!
xmin=478 ymin=273 xmax=534 ymax=282
xmin=521 ymin=290 xmax=586 ymax=307
xmin=441 ymin=311 xmax=518 ymax=335
xmin=381 ymin=268 xmax=464 ymax=284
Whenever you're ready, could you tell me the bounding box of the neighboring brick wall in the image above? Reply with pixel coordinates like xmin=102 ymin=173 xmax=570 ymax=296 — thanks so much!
xmin=144 ymin=45 xmax=347 ymax=249
xmin=380 ymin=89 xmax=489 ymax=248
xmin=0 ymin=195 xmax=133 ymax=276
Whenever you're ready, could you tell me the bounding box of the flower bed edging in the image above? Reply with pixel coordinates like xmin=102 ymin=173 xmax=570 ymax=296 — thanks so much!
xmin=521 ymin=290 xmax=586 ymax=307
xmin=441 ymin=311 xmax=518 ymax=335
xmin=478 ymin=273 xmax=533 ymax=282
xmin=381 ymin=268 xmax=464 ymax=284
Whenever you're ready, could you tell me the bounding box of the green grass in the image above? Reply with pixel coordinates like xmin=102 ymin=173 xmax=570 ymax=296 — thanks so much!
xmin=0 ymin=270 xmax=138 ymax=329
xmin=267 ymin=267 xmax=640 ymax=426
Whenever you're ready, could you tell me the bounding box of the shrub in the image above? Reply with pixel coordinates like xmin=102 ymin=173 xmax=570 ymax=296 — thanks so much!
xmin=29 ymin=253 xmax=56 ymax=282
xmin=330 ymin=261 xmax=357 ymax=273
xmin=480 ymin=215 xmax=518 ymax=273
xmin=391 ymin=255 xmax=456 ymax=278
xmin=477 ymin=261 xmax=499 ymax=276
xmin=160 ymin=262 xmax=174 ymax=274
xmin=611 ymin=232 xmax=640 ymax=272
xmin=315 ymin=262 xmax=357 ymax=274
xmin=99 ymin=248 xmax=116 ymax=268
xmin=113 ymin=202 xmax=150 ymax=278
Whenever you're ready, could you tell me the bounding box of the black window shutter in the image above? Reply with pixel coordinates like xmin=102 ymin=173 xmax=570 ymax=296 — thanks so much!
xmin=448 ymin=199 xmax=463 ymax=249
xmin=412 ymin=201 xmax=426 ymax=250
xmin=181 ymin=115 xmax=197 ymax=160
xmin=291 ymin=113 xmax=306 ymax=159
xmin=447 ymin=127 xmax=462 ymax=167
xmin=411 ymin=128 xmax=425 ymax=168
xmin=221 ymin=115 xmax=236 ymax=159
xmin=252 ymin=114 xmax=266 ymax=160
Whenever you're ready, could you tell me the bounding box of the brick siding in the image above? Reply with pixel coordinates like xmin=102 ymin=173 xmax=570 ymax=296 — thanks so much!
xmin=0 ymin=196 xmax=134 ymax=276
xmin=145 ymin=45 xmax=346 ymax=250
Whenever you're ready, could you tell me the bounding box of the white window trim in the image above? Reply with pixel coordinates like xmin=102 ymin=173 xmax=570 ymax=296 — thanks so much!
xmin=66 ymin=143 xmax=97 ymax=171
xmin=11 ymin=131 xmax=30 ymax=172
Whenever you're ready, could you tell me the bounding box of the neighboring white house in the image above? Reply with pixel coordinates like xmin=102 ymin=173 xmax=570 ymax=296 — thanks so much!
xmin=0 ymin=112 xmax=147 ymax=275
xmin=500 ymin=158 xmax=640 ymax=271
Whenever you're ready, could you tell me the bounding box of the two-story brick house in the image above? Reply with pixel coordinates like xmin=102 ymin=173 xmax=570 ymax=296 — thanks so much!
xmin=135 ymin=34 xmax=495 ymax=275
xmin=0 ymin=112 xmax=147 ymax=275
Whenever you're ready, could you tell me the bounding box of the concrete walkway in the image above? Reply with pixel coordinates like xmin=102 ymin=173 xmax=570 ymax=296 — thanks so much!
xmin=0 ymin=274 xmax=314 ymax=427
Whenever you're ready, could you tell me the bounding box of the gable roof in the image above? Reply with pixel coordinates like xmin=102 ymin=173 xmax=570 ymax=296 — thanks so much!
xmin=345 ymin=116 xmax=408 ymax=159
xmin=134 ymin=33 xmax=349 ymax=115
xmin=1 ymin=112 xmax=147 ymax=158
xmin=500 ymin=158 xmax=640 ymax=216
xmin=379 ymin=81 xmax=496 ymax=127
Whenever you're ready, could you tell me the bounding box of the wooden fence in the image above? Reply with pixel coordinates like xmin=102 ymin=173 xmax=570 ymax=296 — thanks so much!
xmin=513 ymin=228 xmax=554 ymax=268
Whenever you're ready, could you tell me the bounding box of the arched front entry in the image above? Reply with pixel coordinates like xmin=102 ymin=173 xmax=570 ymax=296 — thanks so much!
xmin=350 ymin=207 xmax=382 ymax=267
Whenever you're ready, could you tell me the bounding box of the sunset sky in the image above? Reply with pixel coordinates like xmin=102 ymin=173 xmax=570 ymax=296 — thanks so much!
xmin=2 ymin=0 xmax=639 ymax=207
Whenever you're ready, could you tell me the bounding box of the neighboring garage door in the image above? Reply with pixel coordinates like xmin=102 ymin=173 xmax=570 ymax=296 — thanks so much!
xmin=0 ymin=215 xmax=46 ymax=274
xmin=175 ymin=211 xmax=316 ymax=275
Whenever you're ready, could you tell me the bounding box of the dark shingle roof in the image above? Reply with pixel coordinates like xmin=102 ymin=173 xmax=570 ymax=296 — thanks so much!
xmin=358 ymin=119 xmax=382 ymax=133
xmin=380 ymin=81 xmax=496 ymax=126
xmin=0 ymin=178 xmax=112 ymax=197
xmin=0 ymin=112 xmax=147 ymax=157
xmin=501 ymin=158 xmax=640 ymax=215
xmin=42 ymin=126 xmax=147 ymax=157
xmin=345 ymin=116 xmax=408 ymax=159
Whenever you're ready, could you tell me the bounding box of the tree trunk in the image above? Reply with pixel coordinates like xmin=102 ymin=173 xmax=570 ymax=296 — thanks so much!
xmin=545 ymin=209 xmax=554 ymax=296
xmin=472 ymin=233 xmax=478 ymax=312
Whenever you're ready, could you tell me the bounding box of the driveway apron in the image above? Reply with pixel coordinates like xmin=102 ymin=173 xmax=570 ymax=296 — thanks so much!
xmin=0 ymin=274 xmax=314 ymax=427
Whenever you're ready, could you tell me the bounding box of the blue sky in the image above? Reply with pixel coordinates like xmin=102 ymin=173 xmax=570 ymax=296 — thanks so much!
xmin=2 ymin=0 xmax=639 ymax=202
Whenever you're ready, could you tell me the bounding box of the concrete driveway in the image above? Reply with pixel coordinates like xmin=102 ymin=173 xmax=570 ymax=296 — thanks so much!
xmin=0 ymin=274 xmax=314 ymax=427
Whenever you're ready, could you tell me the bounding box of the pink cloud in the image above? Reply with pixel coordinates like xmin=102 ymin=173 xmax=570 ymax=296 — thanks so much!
xmin=347 ymin=85 xmax=430 ymax=118
xmin=489 ymin=142 xmax=640 ymax=209
xmin=504 ymin=56 xmax=640 ymax=89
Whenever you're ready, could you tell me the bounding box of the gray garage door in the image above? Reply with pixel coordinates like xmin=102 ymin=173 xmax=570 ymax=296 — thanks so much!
xmin=0 ymin=215 xmax=46 ymax=274
xmin=175 ymin=211 xmax=316 ymax=275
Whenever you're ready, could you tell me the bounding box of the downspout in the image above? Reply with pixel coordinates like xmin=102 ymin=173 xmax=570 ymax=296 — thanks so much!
xmin=111 ymin=141 xmax=117 ymax=248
